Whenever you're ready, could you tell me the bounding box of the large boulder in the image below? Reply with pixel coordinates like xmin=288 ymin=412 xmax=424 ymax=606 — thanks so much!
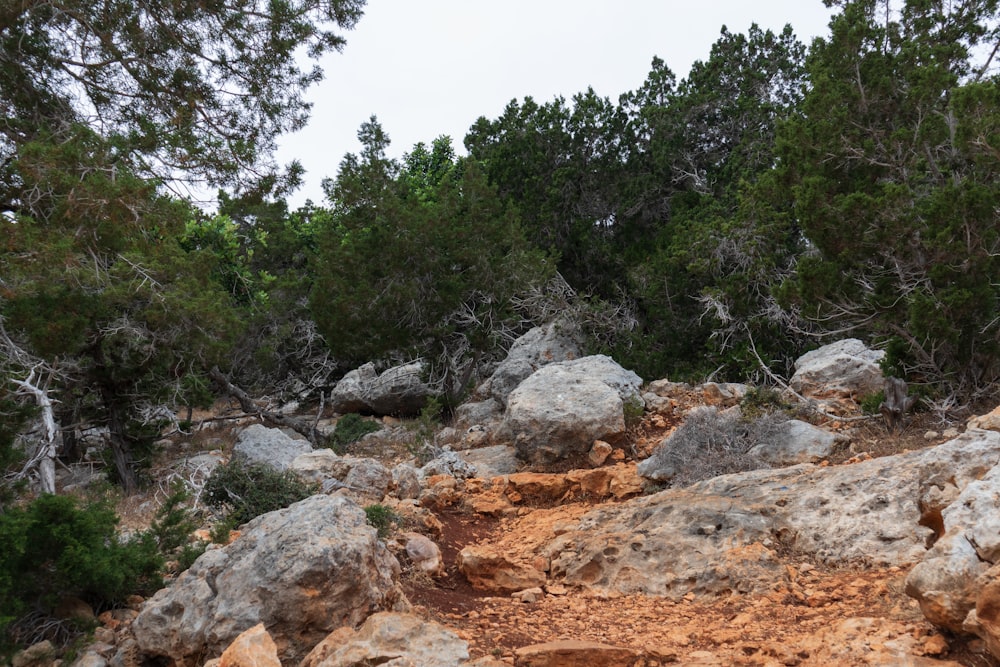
xmin=749 ymin=418 xmax=847 ymax=466
xmin=232 ymin=424 xmax=312 ymax=472
xmin=300 ymin=612 xmax=469 ymax=667
xmin=495 ymin=355 xmax=642 ymax=468
xmin=487 ymin=321 xmax=583 ymax=407
xmin=789 ymin=338 xmax=885 ymax=399
xmin=467 ymin=430 xmax=1000 ymax=600
xmin=907 ymin=460 xmax=1000 ymax=632
xmin=132 ymin=495 xmax=405 ymax=666
xmin=329 ymin=361 xmax=431 ymax=417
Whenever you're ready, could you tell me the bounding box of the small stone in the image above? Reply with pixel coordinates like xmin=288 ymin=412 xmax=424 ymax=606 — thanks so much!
xmin=512 ymin=587 xmax=544 ymax=603
xmin=588 ymin=440 xmax=613 ymax=467
xmin=924 ymin=430 xmax=940 ymax=441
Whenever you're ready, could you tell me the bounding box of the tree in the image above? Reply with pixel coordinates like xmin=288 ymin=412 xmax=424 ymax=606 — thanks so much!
xmin=1 ymin=0 xmax=366 ymax=200
xmin=777 ymin=0 xmax=1000 ymax=399
xmin=0 ymin=1 xmax=366 ymax=491
xmin=311 ymin=120 xmax=554 ymax=402
xmin=608 ymin=26 xmax=810 ymax=379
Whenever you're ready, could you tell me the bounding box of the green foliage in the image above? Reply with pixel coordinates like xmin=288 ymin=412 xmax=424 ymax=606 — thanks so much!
xmin=311 ymin=124 xmax=554 ymax=394
xmin=203 ymin=459 xmax=316 ymax=526
xmin=0 ymin=495 xmax=163 ymax=638
xmin=859 ymin=391 xmax=886 ymax=416
xmin=148 ymin=484 xmax=206 ymax=572
xmin=739 ymin=387 xmax=792 ymax=421
xmin=330 ymin=413 xmax=381 ymax=453
xmin=363 ymin=504 xmax=399 ymax=539
xmin=407 ymin=397 xmax=443 ymax=464
xmin=776 ymin=0 xmax=1000 ymax=396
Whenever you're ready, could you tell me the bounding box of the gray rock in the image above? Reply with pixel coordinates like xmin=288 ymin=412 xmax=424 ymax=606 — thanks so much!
xmin=528 ymin=430 xmax=1000 ymax=600
xmin=233 ymin=424 xmax=313 ymax=472
xmin=461 ymin=445 xmax=520 ymax=479
xmin=132 ymin=495 xmax=405 ymax=665
xmin=329 ymin=361 xmax=432 ymax=417
xmin=343 ymin=458 xmax=392 ymax=501
xmin=906 ymin=462 xmax=1000 ymax=632
xmin=488 ymin=321 xmax=583 ymax=407
xmin=300 ymin=612 xmax=469 ymax=667
xmin=392 ymin=463 xmax=422 ymax=499
xmin=453 ymin=398 xmax=503 ymax=430
xmin=496 ymin=355 xmax=642 ymax=468
xmin=288 ymin=449 xmax=349 ymax=486
xmin=421 ymin=449 xmax=477 ymax=480
xmin=749 ymin=419 xmax=847 ymax=466
xmin=328 ymin=363 xmax=378 ymax=414
xmin=789 ymin=338 xmax=885 ymax=399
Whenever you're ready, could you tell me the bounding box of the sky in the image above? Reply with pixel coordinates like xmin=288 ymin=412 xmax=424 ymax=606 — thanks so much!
xmin=275 ymin=1 xmax=837 ymax=208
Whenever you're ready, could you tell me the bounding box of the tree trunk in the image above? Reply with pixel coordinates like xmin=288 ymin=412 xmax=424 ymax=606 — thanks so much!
xmin=103 ymin=392 xmax=139 ymax=494
xmin=12 ymin=371 xmax=58 ymax=494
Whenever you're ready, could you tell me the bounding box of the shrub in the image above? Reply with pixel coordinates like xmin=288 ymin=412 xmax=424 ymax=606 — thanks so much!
xmin=330 ymin=413 xmax=381 ymax=453
xmin=363 ymin=504 xmax=399 ymax=539
xmin=739 ymin=386 xmax=791 ymax=421
xmin=149 ymin=484 xmax=207 ymax=574
xmin=203 ymin=459 xmax=316 ymax=526
xmin=0 ymin=495 xmax=163 ymax=641
xmin=640 ymin=406 xmax=785 ymax=487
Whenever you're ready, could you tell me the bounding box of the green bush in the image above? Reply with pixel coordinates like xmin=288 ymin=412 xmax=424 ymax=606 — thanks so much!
xmin=739 ymin=386 xmax=791 ymax=421
xmin=330 ymin=413 xmax=381 ymax=453
xmin=0 ymin=495 xmax=163 ymax=639
xmin=203 ymin=459 xmax=316 ymax=525
xmin=859 ymin=390 xmax=886 ymax=416
xmin=363 ymin=504 xmax=399 ymax=539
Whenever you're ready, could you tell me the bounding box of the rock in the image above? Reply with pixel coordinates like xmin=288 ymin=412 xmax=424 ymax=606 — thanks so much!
xmin=496 ymin=355 xmax=642 ymax=468
xmin=365 ymin=361 xmax=431 ymax=416
xmin=907 ymin=462 xmax=1000 ymax=631
xmin=460 ymin=445 xmax=520 ymax=479
xmin=588 ymin=441 xmax=613 ymax=467
xmin=969 ymin=404 xmax=1000 ymax=432
xmin=488 ymin=321 xmax=583 ymax=407
xmin=789 ymin=338 xmax=885 ymax=399
xmin=511 ymin=587 xmax=544 ymax=603
xmin=329 ymin=361 xmax=432 ymax=417
xmin=288 ymin=449 xmax=348 ymax=486
xmin=328 ymin=363 xmax=378 ymax=414
xmin=403 ymin=532 xmax=444 ymax=576
xmin=391 ymin=462 xmax=422 ymax=499
xmin=513 ymin=640 xmax=638 ymax=667
xmin=233 ymin=424 xmax=312 ymax=472
xmin=458 ymin=545 xmax=547 ymax=593
xmin=964 ymin=565 xmax=1000 ymax=661
xmin=454 ymin=398 xmax=503 ymax=430
xmin=477 ymin=430 xmax=1000 ymax=600
xmin=132 ymin=495 xmax=405 ymax=665
xmin=218 ymin=624 xmax=280 ymax=667
xmin=342 ymin=457 xmax=393 ymax=501
xmin=299 ymin=612 xmax=469 ymax=667
xmin=749 ymin=419 xmax=847 ymax=466
xmin=421 ymin=449 xmax=478 ymax=480
xmin=69 ymin=652 xmax=108 ymax=667
xmin=12 ymin=641 xmax=56 ymax=667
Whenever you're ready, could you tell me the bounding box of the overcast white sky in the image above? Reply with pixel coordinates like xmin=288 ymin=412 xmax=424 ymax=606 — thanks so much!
xmin=275 ymin=1 xmax=836 ymax=207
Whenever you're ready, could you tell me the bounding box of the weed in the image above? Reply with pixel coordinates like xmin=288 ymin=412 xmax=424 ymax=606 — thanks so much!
xmin=329 ymin=413 xmax=381 ymax=453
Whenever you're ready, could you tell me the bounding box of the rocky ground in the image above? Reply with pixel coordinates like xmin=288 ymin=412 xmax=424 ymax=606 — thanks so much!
xmin=40 ymin=378 xmax=1000 ymax=667
xmin=388 ymin=410 xmax=998 ymax=667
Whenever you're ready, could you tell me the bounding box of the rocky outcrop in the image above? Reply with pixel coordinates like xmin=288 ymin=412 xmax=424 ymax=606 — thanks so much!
xmin=232 ymin=424 xmax=312 ymax=472
xmin=288 ymin=451 xmax=392 ymax=500
xmin=495 ymin=355 xmax=642 ymax=468
xmin=329 ymin=361 xmax=431 ymax=416
xmin=300 ymin=612 xmax=470 ymax=667
xmin=487 ymin=321 xmax=583 ymax=407
xmin=132 ymin=495 xmax=405 ymax=666
xmin=906 ymin=457 xmax=1000 ymax=632
xmin=465 ymin=430 xmax=1000 ymax=600
xmin=789 ymin=338 xmax=885 ymax=399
